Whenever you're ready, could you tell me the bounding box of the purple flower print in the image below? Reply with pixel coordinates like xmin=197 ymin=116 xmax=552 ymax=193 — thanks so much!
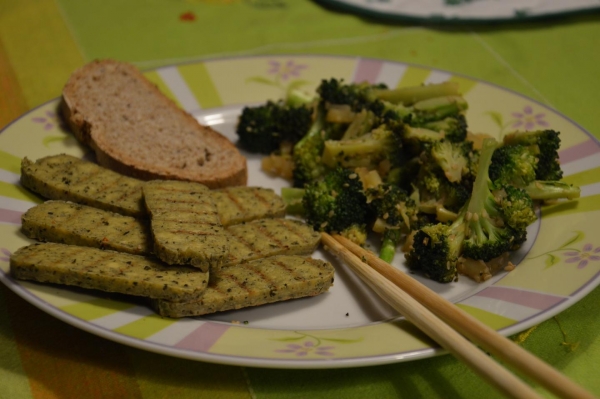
xmin=32 ymin=110 xmax=63 ymax=131
xmin=275 ymin=341 xmax=335 ymax=357
xmin=267 ymin=60 xmax=307 ymax=82
xmin=0 ymin=248 xmax=11 ymax=262
xmin=564 ymin=244 xmax=600 ymax=269
xmin=511 ymin=106 xmax=549 ymax=130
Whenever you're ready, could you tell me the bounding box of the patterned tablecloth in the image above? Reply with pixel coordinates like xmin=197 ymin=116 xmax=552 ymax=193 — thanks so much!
xmin=1 ymin=1 xmax=600 ymax=398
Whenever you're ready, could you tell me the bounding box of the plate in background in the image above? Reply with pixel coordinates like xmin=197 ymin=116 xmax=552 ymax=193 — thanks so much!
xmin=317 ymin=0 xmax=600 ymax=23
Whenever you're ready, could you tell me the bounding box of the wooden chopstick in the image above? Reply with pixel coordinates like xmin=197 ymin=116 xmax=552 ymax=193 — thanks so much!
xmin=321 ymin=233 xmax=541 ymax=399
xmin=325 ymin=233 xmax=597 ymax=399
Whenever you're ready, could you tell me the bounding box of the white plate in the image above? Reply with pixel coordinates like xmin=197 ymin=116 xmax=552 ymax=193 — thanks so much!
xmin=317 ymin=0 xmax=600 ymax=22
xmin=1 ymin=55 xmax=600 ymax=368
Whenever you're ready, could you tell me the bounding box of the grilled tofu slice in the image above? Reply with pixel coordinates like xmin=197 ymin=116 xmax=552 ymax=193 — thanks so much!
xmin=21 ymin=154 xmax=145 ymax=217
xmin=212 ymin=186 xmax=285 ymax=226
xmin=10 ymin=242 xmax=209 ymax=301
xmin=225 ymin=218 xmax=320 ymax=266
xmin=21 ymin=155 xmax=286 ymax=225
xmin=22 ymin=201 xmax=320 ymax=267
xmin=21 ymin=200 xmax=152 ymax=255
xmin=143 ymin=180 xmax=229 ymax=272
xmin=153 ymin=255 xmax=335 ymax=318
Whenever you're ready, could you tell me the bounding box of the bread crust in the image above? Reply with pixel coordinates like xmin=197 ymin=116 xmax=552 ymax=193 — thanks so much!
xmin=61 ymin=59 xmax=247 ymax=189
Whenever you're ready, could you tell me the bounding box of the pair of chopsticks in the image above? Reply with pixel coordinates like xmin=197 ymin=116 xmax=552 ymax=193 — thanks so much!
xmin=321 ymin=232 xmax=597 ymax=399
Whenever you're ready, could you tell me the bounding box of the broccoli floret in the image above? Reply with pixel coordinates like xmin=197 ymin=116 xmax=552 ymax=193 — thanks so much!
xmin=430 ymin=140 xmax=474 ymax=184
xmin=405 ymin=221 xmax=465 ymax=283
xmin=488 ymin=138 xmax=577 ymax=200
xmin=422 ymin=114 xmax=468 ymax=142
xmin=493 ymin=185 xmax=537 ymax=231
xmin=321 ymin=122 xmax=405 ymax=170
xmin=415 ymin=155 xmax=471 ymax=213
xmin=292 ymin=106 xmax=340 ymax=187
xmin=366 ymin=183 xmax=418 ymax=263
xmin=412 ymin=140 xmax=477 ymax=216
xmin=489 ymin=144 xmax=537 ymax=188
xmin=236 ymin=88 xmax=315 ymax=155
xmin=522 ymin=180 xmax=581 ymax=201
xmin=503 ymin=129 xmax=563 ymax=181
xmin=339 ymin=223 xmax=368 ymax=246
xmin=406 ymin=138 xmax=533 ymax=282
xmin=385 ymin=157 xmax=421 ymax=192
xmin=302 ymin=167 xmax=368 ymax=233
xmin=400 ymin=125 xmax=445 ymax=157
xmin=317 ymin=79 xmax=387 ymax=114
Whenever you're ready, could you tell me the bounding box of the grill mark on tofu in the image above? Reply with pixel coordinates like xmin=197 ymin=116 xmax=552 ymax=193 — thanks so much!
xmin=157 ymin=219 xmax=218 ymax=227
xmin=21 ymin=155 xmax=145 ymax=217
xmin=253 ymin=188 xmax=280 ymax=208
xmin=243 ymin=261 xmax=276 ymax=288
xmin=23 ymin=201 xmax=320 ymax=272
xmin=253 ymin=223 xmax=286 ymax=249
xmin=255 ymin=218 xmax=316 ymax=247
xmin=144 ymin=180 xmax=229 ymax=272
xmin=168 ymin=229 xmax=222 ymax=236
xmin=147 ymin=198 xmax=214 ymax=208
xmin=225 ymin=228 xmax=260 ymax=254
xmin=272 ymin=218 xmax=315 ymax=245
xmin=224 ymin=189 xmax=245 ymax=214
xmin=149 ymin=209 xmax=215 ymax=219
xmin=212 ymin=187 xmax=286 ymax=226
xmin=22 ymin=156 xmax=285 ymax=225
xmin=70 ymin=167 xmax=105 ymax=189
xmin=80 ymin=252 xmax=119 ymax=275
xmin=152 ymin=255 xmax=335 ymax=318
xmin=144 ymin=186 xmax=210 ymax=195
xmin=10 ymin=243 xmax=208 ymax=301
xmin=224 ymin=219 xmax=320 ymax=266
xmin=272 ymin=258 xmax=306 ymax=282
xmin=220 ymin=188 xmax=275 ymax=216
xmin=210 ymin=271 xmax=252 ymax=296
xmin=56 ymin=161 xmax=140 ymax=206
xmin=21 ymin=201 xmax=152 ymax=255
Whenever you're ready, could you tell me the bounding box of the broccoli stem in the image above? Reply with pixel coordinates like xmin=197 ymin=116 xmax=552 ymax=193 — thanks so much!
xmin=379 ymin=229 xmax=402 ymax=263
xmin=286 ymin=87 xmax=315 ymax=108
xmin=523 ymin=181 xmax=581 ymax=200
xmin=341 ymin=109 xmax=376 ymax=140
xmin=379 ymin=238 xmax=396 ymax=263
xmin=466 ymin=138 xmax=498 ymax=216
xmin=412 ymin=96 xmax=468 ymax=121
xmin=372 ymin=81 xmax=460 ymax=105
xmin=281 ymin=187 xmax=305 ymax=215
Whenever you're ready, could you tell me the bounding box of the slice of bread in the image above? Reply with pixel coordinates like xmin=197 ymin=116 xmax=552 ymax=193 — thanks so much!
xmin=61 ymin=59 xmax=247 ymax=189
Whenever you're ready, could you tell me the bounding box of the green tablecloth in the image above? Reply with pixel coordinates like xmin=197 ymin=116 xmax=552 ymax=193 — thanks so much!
xmin=1 ymin=1 xmax=599 ymax=397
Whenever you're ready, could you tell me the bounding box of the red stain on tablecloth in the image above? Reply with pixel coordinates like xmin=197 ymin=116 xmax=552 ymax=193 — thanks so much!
xmin=180 ymin=12 xmax=196 ymax=22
